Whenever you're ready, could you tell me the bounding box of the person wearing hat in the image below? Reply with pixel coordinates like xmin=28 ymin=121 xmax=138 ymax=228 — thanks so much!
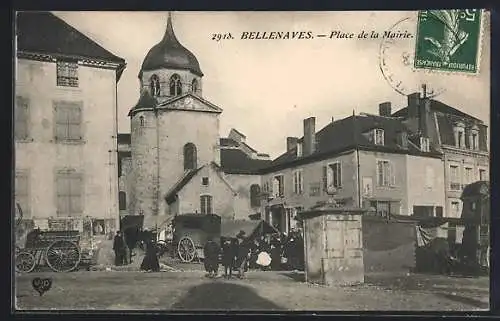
xmin=235 ymin=230 xmax=250 ymax=278
xmin=203 ymin=235 xmax=220 ymax=278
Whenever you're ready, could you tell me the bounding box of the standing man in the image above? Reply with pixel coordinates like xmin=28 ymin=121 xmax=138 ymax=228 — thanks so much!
xmin=236 ymin=230 xmax=250 ymax=279
xmin=113 ymin=231 xmax=126 ymax=266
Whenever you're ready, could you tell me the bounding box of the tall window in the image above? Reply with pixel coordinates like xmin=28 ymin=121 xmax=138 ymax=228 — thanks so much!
xmin=464 ymin=167 xmax=474 ymax=185
xmin=169 ymin=74 xmax=182 ymax=96
xmin=272 ymin=175 xmax=284 ymax=198
xmin=139 ymin=115 xmax=145 ymax=127
xmin=56 ymin=60 xmax=79 ymax=87
xmin=54 ymin=101 xmax=82 ymax=141
xmin=420 ymin=137 xmax=430 ymax=152
xmin=471 ymin=131 xmax=479 ymax=150
xmin=200 ymin=195 xmax=213 ymax=214
xmin=479 ymin=169 xmax=487 ymax=181
xmin=15 ymin=96 xmax=29 ymax=140
xmin=250 ymin=184 xmax=261 ymax=207
xmin=150 ymin=74 xmax=161 ymax=97
xmin=183 ymin=143 xmax=197 ymax=170
xmin=191 ymin=79 xmax=198 ymax=93
xmin=56 ymin=170 xmax=83 ymax=217
xmin=449 ymin=165 xmax=460 ymax=190
xmin=377 ymin=160 xmax=395 ymax=187
xmin=325 ymin=162 xmax=342 ymax=189
xmin=293 ymin=170 xmax=304 ymax=194
xmin=119 ymin=191 xmax=127 ymax=210
xmin=15 ymin=170 xmax=30 ymax=218
xmin=374 ymin=129 xmax=385 ymax=145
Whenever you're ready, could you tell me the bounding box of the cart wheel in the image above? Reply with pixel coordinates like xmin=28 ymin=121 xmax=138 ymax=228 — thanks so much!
xmin=15 ymin=251 xmax=36 ymax=273
xmin=177 ymin=237 xmax=196 ymax=262
xmin=45 ymin=240 xmax=81 ymax=272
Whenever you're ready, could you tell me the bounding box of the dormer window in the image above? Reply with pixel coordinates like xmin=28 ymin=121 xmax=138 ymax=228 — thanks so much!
xmin=420 ymin=137 xmax=430 ymax=152
xmin=296 ymin=143 xmax=303 ymax=157
xmin=374 ymin=129 xmax=385 ymax=145
xmin=470 ymin=126 xmax=479 ymax=150
xmin=150 ymin=74 xmax=161 ymax=97
xmin=454 ymin=122 xmax=465 ymax=148
xmin=169 ymin=74 xmax=182 ymax=96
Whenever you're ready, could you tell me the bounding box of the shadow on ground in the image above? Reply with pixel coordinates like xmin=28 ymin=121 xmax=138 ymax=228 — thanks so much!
xmin=435 ymin=293 xmax=489 ymax=309
xmin=280 ymin=272 xmax=305 ymax=283
xmin=171 ymin=281 xmax=283 ymax=311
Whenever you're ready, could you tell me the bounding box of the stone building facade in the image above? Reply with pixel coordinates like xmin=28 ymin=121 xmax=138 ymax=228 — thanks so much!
xmin=393 ymin=91 xmax=489 ymax=218
xmin=124 ymin=14 xmax=269 ymax=228
xmin=14 ymin=12 xmax=126 ymax=234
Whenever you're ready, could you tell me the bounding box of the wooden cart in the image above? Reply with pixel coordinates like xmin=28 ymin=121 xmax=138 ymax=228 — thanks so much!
xmin=15 ymin=230 xmax=83 ymax=273
xmin=173 ymin=214 xmax=221 ymax=263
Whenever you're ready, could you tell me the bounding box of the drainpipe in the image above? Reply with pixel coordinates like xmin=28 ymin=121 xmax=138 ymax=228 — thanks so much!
xmin=353 ymin=110 xmax=362 ymax=207
xmin=154 ymin=102 xmax=160 ymax=222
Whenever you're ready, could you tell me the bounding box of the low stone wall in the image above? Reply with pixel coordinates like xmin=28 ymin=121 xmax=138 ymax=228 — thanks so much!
xmin=363 ymin=217 xmax=417 ymax=273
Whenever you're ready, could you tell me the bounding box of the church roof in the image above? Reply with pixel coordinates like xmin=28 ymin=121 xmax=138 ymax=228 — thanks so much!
xmin=139 ymin=13 xmax=203 ymax=78
xmin=220 ymin=149 xmax=272 ymax=175
xmin=16 ymin=11 xmax=125 ymax=65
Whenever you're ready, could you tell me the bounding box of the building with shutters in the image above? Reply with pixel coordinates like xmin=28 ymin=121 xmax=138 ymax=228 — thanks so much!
xmin=258 ymin=99 xmax=447 ymax=234
xmin=14 ymin=12 xmax=126 ymax=233
xmin=392 ymin=92 xmax=489 ymax=218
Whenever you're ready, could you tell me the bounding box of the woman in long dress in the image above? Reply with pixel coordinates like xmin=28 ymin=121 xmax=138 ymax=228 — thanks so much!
xmin=140 ymin=239 xmax=160 ymax=272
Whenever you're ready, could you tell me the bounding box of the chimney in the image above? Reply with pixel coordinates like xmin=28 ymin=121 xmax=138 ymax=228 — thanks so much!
xmin=379 ymin=102 xmax=392 ymax=117
xmin=303 ymin=117 xmax=316 ymax=156
xmin=407 ymin=92 xmax=420 ymax=118
xmin=419 ymin=97 xmax=431 ymax=137
xmin=286 ymin=137 xmax=299 ymax=152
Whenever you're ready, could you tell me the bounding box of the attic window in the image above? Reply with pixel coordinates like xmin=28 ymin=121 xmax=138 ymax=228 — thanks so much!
xmin=296 ymin=143 xmax=303 ymax=157
xmin=139 ymin=116 xmax=145 ymax=127
xmin=374 ymin=129 xmax=385 ymax=145
xmin=56 ymin=60 xmax=78 ymax=87
xmin=420 ymin=137 xmax=430 ymax=152
xmin=202 ymin=177 xmax=209 ymax=186
xmin=454 ymin=123 xmax=465 ymax=148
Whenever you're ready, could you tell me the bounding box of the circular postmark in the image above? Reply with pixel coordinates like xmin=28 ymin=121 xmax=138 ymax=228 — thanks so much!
xmin=379 ymin=15 xmax=446 ymax=98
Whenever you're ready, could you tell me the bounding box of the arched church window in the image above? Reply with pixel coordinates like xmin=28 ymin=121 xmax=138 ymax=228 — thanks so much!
xmin=169 ymin=74 xmax=182 ymax=96
xmin=191 ymin=79 xmax=198 ymax=93
xmin=139 ymin=116 xmax=145 ymax=127
xmin=183 ymin=143 xmax=197 ymax=170
xmin=150 ymin=74 xmax=161 ymax=97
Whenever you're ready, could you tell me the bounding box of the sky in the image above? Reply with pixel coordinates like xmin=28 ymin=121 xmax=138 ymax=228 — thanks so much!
xmin=53 ymin=11 xmax=490 ymax=159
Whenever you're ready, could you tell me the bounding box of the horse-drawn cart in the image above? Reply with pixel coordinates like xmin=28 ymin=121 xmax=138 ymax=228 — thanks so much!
xmin=15 ymin=230 xmax=85 ymax=273
xmin=173 ymin=214 xmax=221 ymax=263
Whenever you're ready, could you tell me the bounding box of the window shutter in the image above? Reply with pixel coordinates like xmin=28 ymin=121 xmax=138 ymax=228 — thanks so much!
xmin=322 ymin=166 xmax=328 ymax=192
xmin=376 ymin=161 xmax=382 ymax=186
xmin=390 ymin=162 xmax=396 ymax=186
xmin=337 ymin=162 xmax=342 ymax=187
xmin=279 ymin=177 xmax=284 ymax=197
xmin=208 ymin=196 xmax=212 ymax=214
xmin=269 ymin=178 xmax=274 ymax=196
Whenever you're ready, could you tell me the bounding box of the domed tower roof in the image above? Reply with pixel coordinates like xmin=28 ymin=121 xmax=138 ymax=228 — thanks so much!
xmin=139 ymin=12 xmax=203 ymax=78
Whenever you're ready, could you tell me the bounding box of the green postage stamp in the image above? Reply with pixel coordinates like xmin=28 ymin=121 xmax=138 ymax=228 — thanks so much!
xmin=414 ymin=9 xmax=483 ymax=73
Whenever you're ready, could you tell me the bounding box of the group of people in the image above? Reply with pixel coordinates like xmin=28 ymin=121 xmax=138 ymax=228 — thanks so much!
xmin=203 ymin=229 xmax=305 ymax=279
xmin=113 ymin=230 xmax=160 ymax=272
xmin=203 ymin=230 xmax=250 ymax=279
